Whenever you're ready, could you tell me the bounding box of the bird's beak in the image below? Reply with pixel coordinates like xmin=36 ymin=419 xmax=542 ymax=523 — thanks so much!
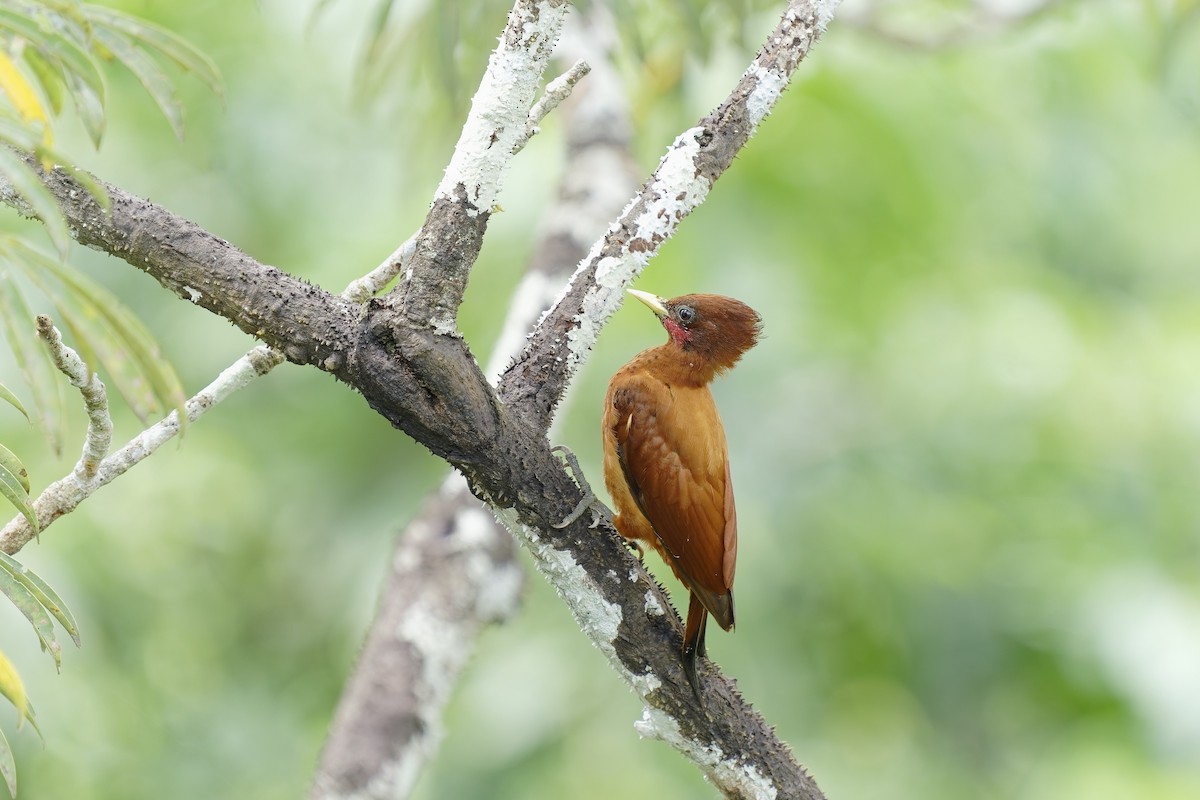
xmin=628 ymin=289 xmax=668 ymax=319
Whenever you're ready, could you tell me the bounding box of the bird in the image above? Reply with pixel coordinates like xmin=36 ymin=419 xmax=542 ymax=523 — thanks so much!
xmin=602 ymin=289 xmax=762 ymax=699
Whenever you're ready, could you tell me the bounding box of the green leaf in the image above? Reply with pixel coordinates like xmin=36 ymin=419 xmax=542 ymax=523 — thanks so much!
xmin=0 ymin=724 xmax=14 ymax=798
xmin=0 ymin=146 xmax=70 ymax=257
xmin=0 ymin=111 xmax=48 ymax=152
xmin=89 ymin=27 xmax=184 ymax=139
xmin=0 ymin=459 xmax=38 ymax=538
xmin=63 ymin=68 xmax=106 ymax=147
xmin=0 ymin=443 xmax=30 ymax=493
xmin=0 ymin=649 xmax=29 ymax=726
xmin=22 ymin=47 xmax=65 ymax=116
xmin=0 ymin=383 xmax=28 ymax=421
xmin=0 ymin=569 xmax=58 ymax=670
xmin=9 ymin=240 xmax=187 ymax=431
xmin=0 ymin=5 xmax=107 ymax=98
xmin=0 ymin=275 xmax=66 ymax=454
xmin=0 ymin=552 xmax=81 ymax=647
xmin=83 ymin=6 xmax=223 ymax=98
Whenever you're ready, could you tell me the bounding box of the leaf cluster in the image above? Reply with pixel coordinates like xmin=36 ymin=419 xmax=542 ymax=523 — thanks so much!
xmin=0 ymin=0 xmax=222 ymax=252
xmin=0 ymin=4 xmax=222 ymax=795
xmin=0 ymin=544 xmax=79 ymax=798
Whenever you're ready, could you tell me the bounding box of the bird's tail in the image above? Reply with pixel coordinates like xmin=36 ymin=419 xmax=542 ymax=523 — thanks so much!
xmin=690 ymin=583 xmax=734 ymax=631
xmin=682 ymin=593 xmax=709 ymax=701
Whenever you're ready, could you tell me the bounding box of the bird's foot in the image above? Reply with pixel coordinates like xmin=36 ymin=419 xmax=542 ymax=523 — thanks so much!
xmin=551 ymin=445 xmax=600 ymax=529
xmin=626 ymin=539 xmax=645 ymax=560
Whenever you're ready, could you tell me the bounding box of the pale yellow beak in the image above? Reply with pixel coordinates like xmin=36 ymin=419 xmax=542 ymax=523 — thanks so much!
xmin=627 ymin=289 xmax=668 ymax=319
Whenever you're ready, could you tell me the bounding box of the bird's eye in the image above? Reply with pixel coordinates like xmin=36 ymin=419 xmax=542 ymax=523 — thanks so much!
xmin=676 ymin=305 xmax=696 ymax=325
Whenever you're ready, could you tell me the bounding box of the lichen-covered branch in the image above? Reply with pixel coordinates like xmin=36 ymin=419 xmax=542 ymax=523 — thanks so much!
xmin=33 ymin=315 xmax=111 ymax=478
xmin=1 ymin=240 xmax=421 ymax=556
xmin=1 ymin=345 xmax=281 ymax=554
xmin=1 ymin=1 xmax=839 ymax=797
xmin=310 ymin=15 xmax=633 ymax=794
xmin=499 ymin=0 xmax=839 ymax=429
xmin=393 ymin=0 xmax=570 ymax=333
xmin=310 ymin=475 xmax=524 ymax=800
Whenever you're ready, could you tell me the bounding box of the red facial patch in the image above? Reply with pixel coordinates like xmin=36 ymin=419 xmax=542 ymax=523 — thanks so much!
xmin=663 ymin=317 xmax=690 ymax=347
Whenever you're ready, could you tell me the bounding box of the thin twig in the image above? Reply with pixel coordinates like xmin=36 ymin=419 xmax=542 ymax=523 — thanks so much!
xmin=2 ymin=235 xmax=417 ymax=553
xmin=33 ymin=316 xmax=111 ymax=479
xmin=841 ymin=0 xmax=1069 ymax=49
xmin=342 ymin=235 xmax=418 ymax=303
xmin=511 ymin=58 xmax=591 ymax=153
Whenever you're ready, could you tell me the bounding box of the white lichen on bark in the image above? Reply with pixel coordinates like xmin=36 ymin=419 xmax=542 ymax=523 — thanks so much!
xmin=434 ymin=0 xmax=569 ymax=213
xmin=635 ymin=706 xmax=780 ymax=800
xmin=492 ymin=505 xmax=623 ymax=661
xmin=35 ymin=316 xmax=112 ymax=479
xmin=644 ymin=590 xmax=665 ymax=617
xmin=1 ymin=346 xmax=281 ymax=552
xmin=561 ymin=126 xmax=710 ymax=375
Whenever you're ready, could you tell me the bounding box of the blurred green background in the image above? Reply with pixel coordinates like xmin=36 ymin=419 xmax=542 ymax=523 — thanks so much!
xmin=3 ymin=0 xmax=1200 ymax=798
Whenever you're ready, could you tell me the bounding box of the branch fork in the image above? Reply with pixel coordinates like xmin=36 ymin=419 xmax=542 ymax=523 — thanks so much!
xmin=1 ymin=1 xmax=840 ymax=797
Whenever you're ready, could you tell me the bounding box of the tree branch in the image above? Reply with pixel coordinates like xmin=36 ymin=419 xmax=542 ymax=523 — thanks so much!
xmin=34 ymin=315 xmax=112 ymax=479
xmin=311 ymin=8 xmax=636 ymax=794
xmin=499 ymin=0 xmax=839 ymax=429
xmin=8 ymin=154 xmax=357 ymax=369
xmin=1 ymin=1 xmax=839 ymax=796
xmin=0 ymin=237 xmax=422 ymax=555
xmin=1 ymin=344 xmax=281 ymax=554
xmin=310 ymin=476 xmax=524 ymax=800
xmin=393 ymin=0 xmax=570 ymax=333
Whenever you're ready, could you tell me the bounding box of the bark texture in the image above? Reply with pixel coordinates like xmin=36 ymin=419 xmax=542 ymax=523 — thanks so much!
xmin=2 ymin=1 xmax=839 ymax=797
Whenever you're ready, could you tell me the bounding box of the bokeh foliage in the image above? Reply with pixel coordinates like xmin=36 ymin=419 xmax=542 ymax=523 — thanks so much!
xmin=1 ymin=1 xmax=1199 ymax=799
xmin=0 ymin=2 xmax=224 ymax=792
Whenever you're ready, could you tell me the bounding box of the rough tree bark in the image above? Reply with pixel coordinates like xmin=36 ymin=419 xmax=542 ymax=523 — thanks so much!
xmin=2 ymin=1 xmax=839 ymax=797
xmin=310 ymin=7 xmax=639 ymax=798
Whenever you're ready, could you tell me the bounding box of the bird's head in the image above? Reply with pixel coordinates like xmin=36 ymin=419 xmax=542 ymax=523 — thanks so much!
xmin=629 ymin=289 xmax=762 ymax=375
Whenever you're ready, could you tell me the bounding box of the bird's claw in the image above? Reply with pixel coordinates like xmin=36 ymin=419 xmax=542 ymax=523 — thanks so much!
xmin=551 ymin=445 xmax=597 ymax=529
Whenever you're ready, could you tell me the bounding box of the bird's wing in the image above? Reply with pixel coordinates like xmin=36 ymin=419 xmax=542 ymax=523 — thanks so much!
xmin=610 ymin=376 xmax=735 ymax=626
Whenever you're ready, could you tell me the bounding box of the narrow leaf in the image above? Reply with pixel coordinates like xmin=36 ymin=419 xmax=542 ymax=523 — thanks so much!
xmin=5 ymin=257 xmax=103 ymax=396
xmin=84 ymin=6 xmax=223 ymax=98
xmin=22 ymin=47 xmax=65 ymax=115
xmin=0 ymin=49 xmax=49 ymax=127
xmin=0 ymin=444 xmax=30 ymax=493
xmin=0 ymin=7 xmax=108 ymax=98
xmin=0 ymin=462 xmax=38 ymax=536
xmin=0 ymin=274 xmax=66 ymax=453
xmin=0 ymin=724 xmax=14 ymax=798
xmin=0 ymin=552 xmax=81 ymax=647
xmin=63 ymin=69 xmax=105 ymax=147
xmin=0 ymin=570 xmax=58 ymax=670
xmin=90 ymin=27 xmax=183 ymax=139
xmin=0 ymin=649 xmax=29 ymax=725
xmin=0 ymin=383 xmax=28 ymax=421
xmin=12 ymin=241 xmax=188 ymax=432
